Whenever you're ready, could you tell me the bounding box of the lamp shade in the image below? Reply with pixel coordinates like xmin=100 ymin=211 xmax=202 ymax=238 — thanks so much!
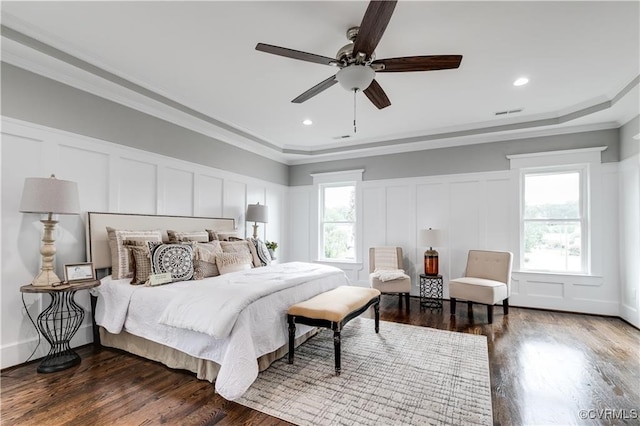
xmin=419 ymin=228 xmax=441 ymax=248
xmin=246 ymin=203 xmax=268 ymax=223
xmin=20 ymin=175 xmax=80 ymax=215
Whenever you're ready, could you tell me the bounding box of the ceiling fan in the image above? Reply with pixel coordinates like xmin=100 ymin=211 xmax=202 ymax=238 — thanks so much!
xmin=255 ymin=0 xmax=462 ymax=110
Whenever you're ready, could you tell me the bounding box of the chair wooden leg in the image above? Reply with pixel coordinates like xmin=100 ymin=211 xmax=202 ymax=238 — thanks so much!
xmin=398 ymin=293 xmax=403 ymax=309
xmin=487 ymin=305 xmax=494 ymax=324
xmin=450 ymin=297 xmax=456 ymax=315
xmin=405 ymin=293 xmax=410 ymax=311
xmin=333 ymin=331 xmax=341 ymax=375
xmin=467 ymin=301 xmax=473 ymax=311
xmin=503 ymin=298 xmax=509 ymax=315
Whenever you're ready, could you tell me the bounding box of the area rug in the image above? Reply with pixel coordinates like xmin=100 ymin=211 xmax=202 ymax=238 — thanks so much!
xmin=236 ymin=318 xmax=492 ymax=425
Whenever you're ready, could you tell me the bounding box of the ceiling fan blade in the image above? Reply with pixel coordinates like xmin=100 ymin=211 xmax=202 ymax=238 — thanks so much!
xmin=352 ymin=0 xmax=397 ymax=59
xmin=256 ymin=43 xmax=338 ymax=66
xmin=373 ymin=55 xmax=463 ymax=72
xmin=292 ymin=75 xmax=338 ymax=103
xmin=363 ymin=79 xmax=391 ymax=109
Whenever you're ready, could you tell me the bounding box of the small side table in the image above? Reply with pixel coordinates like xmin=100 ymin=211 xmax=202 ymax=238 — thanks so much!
xmin=419 ymin=274 xmax=443 ymax=309
xmin=20 ymin=280 xmax=100 ymax=373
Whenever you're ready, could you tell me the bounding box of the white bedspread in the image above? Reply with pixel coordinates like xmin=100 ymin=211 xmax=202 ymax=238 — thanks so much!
xmin=92 ymin=262 xmax=349 ymax=400
xmin=159 ymin=262 xmax=343 ymax=339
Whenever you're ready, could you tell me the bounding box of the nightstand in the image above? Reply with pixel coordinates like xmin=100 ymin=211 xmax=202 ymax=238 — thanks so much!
xmin=20 ymin=280 xmax=100 ymax=373
xmin=419 ymin=274 xmax=443 ymax=309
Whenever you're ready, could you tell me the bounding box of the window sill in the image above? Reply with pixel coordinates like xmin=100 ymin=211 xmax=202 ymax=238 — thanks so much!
xmin=513 ymin=270 xmax=601 ymax=279
xmin=314 ymin=260 xmax=363 ymax=269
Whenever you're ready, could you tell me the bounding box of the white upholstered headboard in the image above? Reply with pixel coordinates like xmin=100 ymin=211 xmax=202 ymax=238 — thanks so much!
xmin=86 ymin=212 xmax=236 ymax=270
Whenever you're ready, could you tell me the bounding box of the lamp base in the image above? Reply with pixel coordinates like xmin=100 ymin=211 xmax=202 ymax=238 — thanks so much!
xmin=424 ymin=248 xmax=439 ymax=276
xmin=252 ymin=223 xmax=259 ymax=239
xmin=32 ymin=269 xmax=63 ymax=287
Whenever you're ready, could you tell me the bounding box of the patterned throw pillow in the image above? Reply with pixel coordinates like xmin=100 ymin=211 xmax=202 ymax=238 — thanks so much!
xmin=220 ymin=240 xmax=261 ymax=268
xmin=124 ymin=241 xmax=153 ymax=285
xmin=147 ymin=242 xmax=195 ymax=282
xmin=249 ymin=238 xmax=271 ymax=266
xmin=106 ymin=227 xmax=162 ymax=279
xmin=193 ymin=241 xmax=223 ymax=279
xmin=167 ymin=230 xmax=209 ymax=243
xmin=205 ymin=229 xmax=219 ymax=241
xmin=215 ymin=252 xmax=252 ymax=275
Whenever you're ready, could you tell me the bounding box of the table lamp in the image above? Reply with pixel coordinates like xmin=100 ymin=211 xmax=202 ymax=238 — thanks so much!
xmin=246 ymin=202 xmax=268 ymax=239
xmin=420 ymin=228 xmax=441 ymax=275
xmin=20 ymin=174 xmax=80 ymax=287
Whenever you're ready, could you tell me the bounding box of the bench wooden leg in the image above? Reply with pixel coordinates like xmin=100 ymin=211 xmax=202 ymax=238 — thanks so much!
xmin=333 ymin=331 xmax=341 ymax=375
xmin=450 ymin=297 xmax=457 ymax=315
xmin=374 ymin=298 xmax=380 ymax=333
xmin=288 ymin=315 xmax=295 ymax=364
xmin=503 ymin=298 xmax=509 ymax=315
xmin=487 ymin=305 xmax=494 ymax=324
xmin=405 ymin=293 xmax=410 ymax=311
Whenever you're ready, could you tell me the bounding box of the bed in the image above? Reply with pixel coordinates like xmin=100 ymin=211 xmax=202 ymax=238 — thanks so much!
xmin=86 ymin=212 xmax=349 ymax=400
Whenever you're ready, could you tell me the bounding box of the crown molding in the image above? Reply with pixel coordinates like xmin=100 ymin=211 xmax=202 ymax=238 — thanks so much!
xmin=2 ymin=24 xmax=636 ymax=166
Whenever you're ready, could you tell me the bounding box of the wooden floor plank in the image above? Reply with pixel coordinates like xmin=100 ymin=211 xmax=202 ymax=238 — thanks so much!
xmin=1 ymin=297 xmax=638 ymax=425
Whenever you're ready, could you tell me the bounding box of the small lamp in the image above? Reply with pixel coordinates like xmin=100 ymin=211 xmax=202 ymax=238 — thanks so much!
xmin=20 ymin=174 xmax=80 ymax=287
xmin=246 ymin=202 xmax=268 ymax=239
xmin=420 ymin=228 xmax=441 ymax=276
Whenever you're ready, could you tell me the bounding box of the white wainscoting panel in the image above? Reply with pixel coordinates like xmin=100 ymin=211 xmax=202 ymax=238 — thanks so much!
xmin=288 ymin=189 xmax=312 ymax=262
xmin=196 ymin=174 xmax=223 ymax=217
xmin=618 ymin=154 xmax=640 ymax=327
xmin=223 ymin=180 xmax=246 ymax=236
xmin=1 ymin=117 xmax=289 ymax=369
xmin=449 ymin=180 xmax=482 ymax=281
xmin=118 ymin=158 xmax=157 ymax=214
xmin=163 ymin=167 xmax=194 ymax=216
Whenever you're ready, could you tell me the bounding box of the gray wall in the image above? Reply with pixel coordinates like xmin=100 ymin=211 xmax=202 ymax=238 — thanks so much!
xmin=620 ymin=115 xmax=640 ymax=160
xmin=289 ymin=129 xmax=620 ymax=186
xmin=1 ymin=62 xmax=629 ymax=188
xmin=1 ymin=63 xmax=288 ymax=186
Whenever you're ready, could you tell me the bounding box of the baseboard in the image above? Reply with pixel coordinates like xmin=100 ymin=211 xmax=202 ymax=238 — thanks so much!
xmin=0 ymin=324 xmax=93 ymax=370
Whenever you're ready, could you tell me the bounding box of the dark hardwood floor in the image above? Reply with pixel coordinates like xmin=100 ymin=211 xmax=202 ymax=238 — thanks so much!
xmin=2 ymin=296 xmax=639 ymax=425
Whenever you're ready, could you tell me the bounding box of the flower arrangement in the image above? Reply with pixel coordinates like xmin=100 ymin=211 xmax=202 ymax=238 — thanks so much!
xmin=265 ymin=241 xmax=278 ymax=251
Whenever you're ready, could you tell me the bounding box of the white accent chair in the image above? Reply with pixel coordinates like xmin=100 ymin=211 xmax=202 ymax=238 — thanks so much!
xmin=369 ymin=247 xmax=411 ymax=310
xmin=449 ymin=250 xmax=513 ymax=324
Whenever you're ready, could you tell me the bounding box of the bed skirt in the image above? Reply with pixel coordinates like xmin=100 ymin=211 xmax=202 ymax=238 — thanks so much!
xmin=99 ymin=327 xmax=317 ymax=382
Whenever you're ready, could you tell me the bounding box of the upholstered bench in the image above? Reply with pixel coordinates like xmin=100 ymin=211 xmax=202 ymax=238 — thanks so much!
xmin=287 ymin=286 xmax=381 ymax=375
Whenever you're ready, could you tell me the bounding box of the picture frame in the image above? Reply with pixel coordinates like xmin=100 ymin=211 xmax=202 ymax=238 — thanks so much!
xmin=63 ymin=262 xmax=96 ymax=283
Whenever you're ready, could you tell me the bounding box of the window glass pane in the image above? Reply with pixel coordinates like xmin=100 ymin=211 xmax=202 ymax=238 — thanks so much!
xmin=323 ymin=186 xmax=355 ymax=222
xmin=523 ymin=221 xmax=582 ymax=272
xmin=524 ymin=172 xmax=580 ymax=219
xmin=323 ymin=223 xmax=355 ymax=260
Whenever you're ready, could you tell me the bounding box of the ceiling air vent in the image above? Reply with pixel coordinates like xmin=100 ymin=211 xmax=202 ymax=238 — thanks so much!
xmin=333 ymin=135 xmax=351 ymax=140
xmin=495 ymin=108 xmax=523 ymax=116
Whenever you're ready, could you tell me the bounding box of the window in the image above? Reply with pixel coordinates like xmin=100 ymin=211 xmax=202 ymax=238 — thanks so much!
xmin=319 ymin=183 xmax=356 ymax=261
xmin=521 ymin=167 xmax=587 ymax=273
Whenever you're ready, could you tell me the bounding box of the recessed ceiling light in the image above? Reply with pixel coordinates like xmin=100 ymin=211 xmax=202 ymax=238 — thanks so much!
xmin=633 ymin=133 xmax=640 ymax=140
xmin=302 ymin=119 xmax=313 ymax=126
xmin=513 ymin=77 xmax=529 ymax=87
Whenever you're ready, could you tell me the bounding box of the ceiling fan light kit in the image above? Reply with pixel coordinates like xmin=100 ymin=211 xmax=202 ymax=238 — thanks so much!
xmin=255 ymin=0 xmax=462 ymax=111
xmin=336 ymin=65 xmax=375 ymax=92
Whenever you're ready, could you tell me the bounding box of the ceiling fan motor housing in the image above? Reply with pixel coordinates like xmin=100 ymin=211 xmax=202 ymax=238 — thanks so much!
xmin=336 ymin=26 xmax=376 ymax=65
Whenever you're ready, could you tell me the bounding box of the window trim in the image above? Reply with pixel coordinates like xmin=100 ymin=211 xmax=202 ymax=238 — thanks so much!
xmin=318 ymin=181 xmax=357 ymax=262
xmin=311 ymin=169 xmax=364 ymax=264
xmin=519 ymin=164 xmax=589 ymax=274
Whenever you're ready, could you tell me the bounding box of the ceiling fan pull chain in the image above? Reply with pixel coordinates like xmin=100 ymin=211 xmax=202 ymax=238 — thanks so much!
xmin=353 ymin=89 xmax=357 ymax=134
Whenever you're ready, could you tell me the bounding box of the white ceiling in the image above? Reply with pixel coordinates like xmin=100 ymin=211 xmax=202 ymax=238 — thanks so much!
xmin=1 ymin=1 xmax=639 ymax=165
